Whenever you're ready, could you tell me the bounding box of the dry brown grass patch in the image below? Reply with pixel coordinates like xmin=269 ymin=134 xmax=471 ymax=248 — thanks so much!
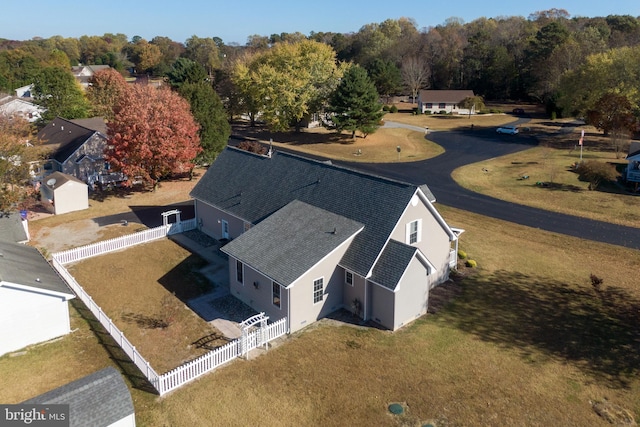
xmin=234 ymin=122 xmax=443 ymax=163
xmin=67 ymin=239 xmax=218 ymax=373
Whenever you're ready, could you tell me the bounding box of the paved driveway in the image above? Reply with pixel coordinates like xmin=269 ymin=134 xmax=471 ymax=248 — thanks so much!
xmin=336 ymin=121 xmax=640 ymax=250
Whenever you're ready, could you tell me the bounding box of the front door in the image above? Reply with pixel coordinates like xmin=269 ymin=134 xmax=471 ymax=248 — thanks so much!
xmin=221 ymin=219 xmax=229 ymax=239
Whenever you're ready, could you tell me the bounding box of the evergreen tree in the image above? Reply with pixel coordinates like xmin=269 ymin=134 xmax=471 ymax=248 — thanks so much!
xmin=329 ymin=65 xmax=384 ymax=139
xmin=178 ymin=81 xmax=231 ymax=164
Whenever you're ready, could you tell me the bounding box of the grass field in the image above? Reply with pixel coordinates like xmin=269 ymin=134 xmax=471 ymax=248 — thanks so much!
xmin=4 ymin=196 xmax=640 ymax=425
xmin=67 ymin=239 xmax=218 ymax=373
xmin=452 ymin=145 xmax=640 ymax=227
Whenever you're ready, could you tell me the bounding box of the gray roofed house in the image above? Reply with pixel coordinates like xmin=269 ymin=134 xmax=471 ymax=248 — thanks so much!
xmin=190 ymin=147 xmax=461 ymax=332
xmin=417 ymin=90 xmax=476 ymax=115
xmin=37 ymin=117 xmax=124 ymax=186
xmin=222 ymin=200 xmax=364 ymax=287
xmin=24 ymin=366 xmax=135 ymax=427
xmin=0 ymin=211 xmax=29 ymax=243
xmin=0 ymin=240 xmax=75 ymax=356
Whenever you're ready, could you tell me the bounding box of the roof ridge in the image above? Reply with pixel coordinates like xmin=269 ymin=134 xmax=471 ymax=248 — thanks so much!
xmin=228 ymin=146 xmax=419 ymax=188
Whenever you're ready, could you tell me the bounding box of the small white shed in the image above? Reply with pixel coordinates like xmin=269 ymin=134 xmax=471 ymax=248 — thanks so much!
xmin=0 ymin=241 xmax=75 ymax=356
xmin=40 ymin=171 xmax=89 ymax=215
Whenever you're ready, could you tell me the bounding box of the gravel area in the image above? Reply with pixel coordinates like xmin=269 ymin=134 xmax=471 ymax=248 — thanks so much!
xmin=182 ymin=229 xmax=219 ymax=248
xmin=208 ymin=294 xmax=258 ymax=323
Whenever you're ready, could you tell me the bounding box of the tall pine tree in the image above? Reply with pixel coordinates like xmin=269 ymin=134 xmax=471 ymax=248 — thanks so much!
xmin=329 ymin=65 xmax=384 ymax=139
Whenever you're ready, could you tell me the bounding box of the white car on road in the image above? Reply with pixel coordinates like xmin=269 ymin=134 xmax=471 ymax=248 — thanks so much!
xmin=496 ymin=126 xmax=518 ymax=135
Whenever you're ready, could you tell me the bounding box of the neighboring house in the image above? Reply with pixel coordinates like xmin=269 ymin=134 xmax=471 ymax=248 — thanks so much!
xmin=40 ymin=172 xmax=89 ymax=215
xmin=0 ymin=211 xmax=29 ymax=243
xmin=36 ymin=116 xmax=124 ymax=185
xmin=14 ymin=84 xmax=34 ymax=98
xmin=190 ymin=147 xmax=462 ymax=332
xmin=417 ymin=90 xmax=476 ymax=115
xmin=0 ymin=240 xmax=75 ymax=356
xmin=71 ymin=65 xmax=111 ymax=89
xmin=0 ymin=94 xmax=44 ymax=122
xmin=23 ymin=366 xmax=136 ymax=427
xmin=625 ymin=142 xmax=640 ymax=190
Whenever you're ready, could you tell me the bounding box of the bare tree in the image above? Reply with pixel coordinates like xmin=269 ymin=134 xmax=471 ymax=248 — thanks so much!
xmin=401 ymin=56 xmax=430 ymax=103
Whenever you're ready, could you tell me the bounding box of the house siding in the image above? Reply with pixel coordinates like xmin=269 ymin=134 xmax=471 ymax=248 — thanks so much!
xmin=287 ymin=236 xmax=357 ymax=332
xmin=342 ymin=269 xmax=365 ymax=318
xmin=0 ymin=286 xmax=71 ymax=356
xmin=195 ymin=200 xmax=246 ymax=241
xmin=392 ymin=256 xmax=433 ymax=330
xmin=52 ymin=181 xmax=89 ymax=215
xmin=390 ymin=195 xmax=451 ymax=285
xmin=228 ymin=257 xmax=289 ymax=324
xmin=368 ymin=282 xmax=395 ymax=330
xmin=60 ymin=133 xmax=108 ymax=182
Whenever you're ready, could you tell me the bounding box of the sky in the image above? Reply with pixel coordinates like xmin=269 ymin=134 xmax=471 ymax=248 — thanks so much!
xmin=2 ymin=0 xmax=639 ymax=44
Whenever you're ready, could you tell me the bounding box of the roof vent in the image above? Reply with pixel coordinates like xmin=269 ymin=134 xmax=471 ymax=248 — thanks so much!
xmin=47 ymin=178 xmax=56 ymax=186
xmin=60 ymin=126 xmax=64 ymax=131
xmin=35 ymin=278 xmax=41 ymax=282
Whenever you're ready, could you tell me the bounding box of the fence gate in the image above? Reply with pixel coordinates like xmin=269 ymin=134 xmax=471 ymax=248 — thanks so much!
xmin=162 ymin=209 xmax=182 ymax=234
xmin=240 ymin=312 xmax=268 ymax=356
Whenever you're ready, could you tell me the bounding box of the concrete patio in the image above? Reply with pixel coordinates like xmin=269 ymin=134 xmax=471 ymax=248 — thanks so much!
xmin=170 ymin=230 xmax=257 ymax=340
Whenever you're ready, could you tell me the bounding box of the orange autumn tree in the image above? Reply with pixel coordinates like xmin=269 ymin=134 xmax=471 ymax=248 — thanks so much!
xmin=106 ymin=85 xmax=201 ymax=189
xmin=86 ymin=68 xmax=129 ymax=120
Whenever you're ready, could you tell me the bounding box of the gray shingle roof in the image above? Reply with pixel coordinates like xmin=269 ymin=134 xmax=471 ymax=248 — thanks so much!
xmin=221 ymin=200 xmax=364 ymax=287
xmin=369 ymin=240 xmax=418 ymax=290
xmin=37 ymin=117 xmax=103 ymax=163
xmin=0 ymin=241 xmax=74 ymax=297
xmin=23 ymin=366 xmax=134 ymax=427
xmin=191 ymin=147 xmax=421 ymax=277
xmin=628 ymin=141 xmax=640 ymax=158
xmin=0 ymin=211 xmax=28 ymax=243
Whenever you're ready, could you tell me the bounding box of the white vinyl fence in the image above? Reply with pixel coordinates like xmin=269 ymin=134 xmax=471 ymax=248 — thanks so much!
xmin=51 ymin=222 xmax=288 ymax=395
xmin=156 ymin=317 xmax=288 ymax=395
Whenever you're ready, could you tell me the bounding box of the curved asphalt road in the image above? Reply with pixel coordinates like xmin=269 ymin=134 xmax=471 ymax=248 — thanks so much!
xmin=336 ymin=121 xmax=640 ymax=250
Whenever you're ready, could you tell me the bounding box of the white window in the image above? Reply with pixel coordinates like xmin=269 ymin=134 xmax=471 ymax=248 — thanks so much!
xmin=345 ymin=271 xmax=353 ymax=286
xmin=313 ymin=278 xmax=324 ymax=304
xmin=272 ymin=282 xmax=281 ymax=308
xmin=407 ymin=219 xmax=422 ymax=244
xmin=236 ymin=260 xmax=243 ymax=284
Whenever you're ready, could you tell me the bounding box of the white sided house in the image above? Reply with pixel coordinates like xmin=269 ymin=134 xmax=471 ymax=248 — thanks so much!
xmin=190 ymin=147 xmax=462 ymax=333
xmin=0 ymin=241 xmax=75 ymax=356
xmin=417 ymin=90 xmax=475 ymax=115
xmin=625 ymin=142 xmax=640 ymax=190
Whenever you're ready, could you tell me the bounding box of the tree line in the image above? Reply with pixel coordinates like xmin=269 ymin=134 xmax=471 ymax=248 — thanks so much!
xmin=2 ymin=9 xmax=640 ymax=207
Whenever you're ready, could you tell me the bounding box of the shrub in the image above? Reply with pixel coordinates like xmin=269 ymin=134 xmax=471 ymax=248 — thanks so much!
xmin=438 ymin=110 xmax=447 ymax=115
xmin=382 ymin=105 xmax=390 ymax=112
xmin=389 ymin=105 xmax=398 ymax=113
xmin=237 ymin=140 xmax=267 ymax=155
xmin=575 ymin=160 xmax=619 ymax=190
xmin=465 ymin=259 xmax=477 ymax=268
xmin=458 ymin=250 xmax=467 ymax=259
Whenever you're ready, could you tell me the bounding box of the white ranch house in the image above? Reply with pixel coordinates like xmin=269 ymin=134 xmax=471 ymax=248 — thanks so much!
xmin=417 ymin=90 xmax=476 ymax=115
xmin=190 ymin=147 xmax=462 ymax=333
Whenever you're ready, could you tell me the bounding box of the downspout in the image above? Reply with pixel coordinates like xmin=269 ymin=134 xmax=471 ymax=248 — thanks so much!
xmin=363 ymin=279 xmax=367 ymax=321
xmin=287 ymin=287 xmax=291 ymax=332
